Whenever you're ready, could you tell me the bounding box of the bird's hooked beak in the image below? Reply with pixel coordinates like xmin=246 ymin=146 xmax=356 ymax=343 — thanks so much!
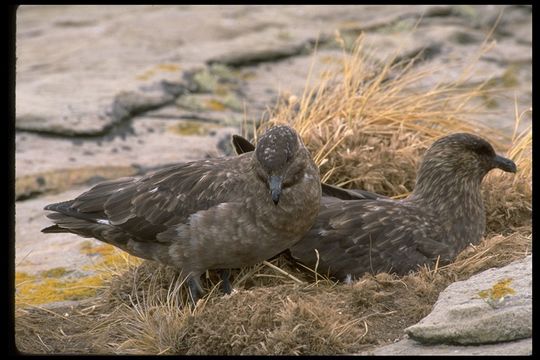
xmin=493 ymin=154 xmax=517 ymax=173
xmin=268 ymin=175 xmax=283 ymax=205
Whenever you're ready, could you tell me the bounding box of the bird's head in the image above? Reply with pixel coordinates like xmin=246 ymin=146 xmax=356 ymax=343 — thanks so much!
xmin=415 ymin=133 xmax=517 ymax=194
xmin=253 ymin=125 xmax=310 ymax=205
xmin=425 ymin=133 xmax=516 ymax=175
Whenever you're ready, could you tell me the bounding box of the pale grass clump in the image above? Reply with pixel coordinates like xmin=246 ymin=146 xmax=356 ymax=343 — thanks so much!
xmin=256 ymin=34 xmax=508 ymax=197
xmin=482 ymin=111 xmax=531 ymax=234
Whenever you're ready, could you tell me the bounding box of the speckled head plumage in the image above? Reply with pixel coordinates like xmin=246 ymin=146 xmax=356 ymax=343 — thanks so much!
xmin=253 ymin=125 xmax=308 ymax=204
xmin=255 ymin=125 xmax=300 ymax=174
xmin=414 ymin=133 xmax=517 ymax=197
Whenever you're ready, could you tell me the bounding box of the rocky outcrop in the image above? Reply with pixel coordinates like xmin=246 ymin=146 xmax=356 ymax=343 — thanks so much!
xmin=406 ymin=256 xmax=532 ymax=345
xmin=371 ymin=336 xmax=532 ymax=356
xmin=368 ymin=256 xmax=532 ymax=355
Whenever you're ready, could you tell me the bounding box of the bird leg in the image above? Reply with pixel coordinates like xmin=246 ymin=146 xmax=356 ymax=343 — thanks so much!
xmin=219 ymin=269 xmax=232 ymax=294
xmin=187 ymin=275 xmax=205 ymax=306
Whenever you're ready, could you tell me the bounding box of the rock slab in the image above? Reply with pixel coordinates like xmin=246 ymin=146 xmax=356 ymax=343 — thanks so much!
xmin=406 ymin=256 xmax=532 ymax=345
xmin=371 ymin=335 xmax=532 ymax=356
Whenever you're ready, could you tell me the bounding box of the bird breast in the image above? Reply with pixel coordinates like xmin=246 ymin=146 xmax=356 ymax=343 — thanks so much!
xmin=180 ymin=174 xmax=320 ymax=272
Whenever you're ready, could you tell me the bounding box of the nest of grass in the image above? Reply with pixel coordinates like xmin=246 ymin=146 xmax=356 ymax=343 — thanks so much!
xmin=16 ymin=35 xmax=531 ymax=355
xmin=36 ymin=229 xmax=525 ymax=355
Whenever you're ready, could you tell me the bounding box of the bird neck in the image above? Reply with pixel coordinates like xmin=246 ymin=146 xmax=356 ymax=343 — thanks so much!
xmin=407 ymin=169 xmax=486 ymax=250
xmin=411 ymin=175 xmax=484 ymax=212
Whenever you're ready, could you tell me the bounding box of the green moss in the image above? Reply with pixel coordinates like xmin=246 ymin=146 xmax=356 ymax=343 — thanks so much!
xmin=209 ymin=64 xmax=236 ymax=80
xmin=240 ymin=71 xmax=257 ymax=80
xmin=377 ymin=18 xmax=416 ymax=34
xmin=483 ymin=97 xmax=499 ymax=109
xmin=176 ymin=95 xmax=206 ymax=111
xmin=219 ymin=93 xmax=243 ymax=111
xmin=501 ymin=65 xmax=519 ymax=87
xmin=452 ymin=5 xmax=478 ymax=21
xmin=136 ymin=70 xmax=154 ymax=81
xmin=191 ymin=65 xmax=240 ymax=93
xmin=221 ymin=114 xmax=245 ymax=127
xmin=193 ymin=70 xmax=218 ymax=92
xmin=337 ymin=33 xmax=355 ymax=52
xmin=277 ymin=30 xmax=292 ymax=40
xmin=484 ymin=65 xmax=519 ymax=89
xmin=214 ymin=84 xmax=230 ymax=96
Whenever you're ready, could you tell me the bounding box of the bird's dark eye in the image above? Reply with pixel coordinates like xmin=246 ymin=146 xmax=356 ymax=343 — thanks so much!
xmin=282 ymin=178 xmax=294 ymax=188
xmin=283 ymin=166 xmax=303 ymax=188
xmin=471 ymin=142 xmax=495 ymax=157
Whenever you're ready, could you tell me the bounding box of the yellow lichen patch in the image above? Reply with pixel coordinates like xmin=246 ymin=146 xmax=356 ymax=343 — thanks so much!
xmin=136 ymin=63 xmax=182 ymax=81
xmin=157 ymin=63 xmax=182 ymax=72
xmin=81 ymin=243 xmax=117 ymax=257
xmin=40 ymin=267 xmax=72 ymax=278
xmin=15 ymin=243 xmax=142 ymax=307
xmin=16 ymin=274 xmax=105 ymax=306
xmin=15 ymin=272 xmax=35 ymax=286
xmin=167 ymin=121 xmax=213 ymax=136
xmin=206 ymin=99 xmax=227 ymax=112
xmin=136 ymin=70 xmax=155 ymax=81
xmin=81 ymin=243 xmax=141 ymax=270
xmin=478 ymin=278 xmax=516 ymax=306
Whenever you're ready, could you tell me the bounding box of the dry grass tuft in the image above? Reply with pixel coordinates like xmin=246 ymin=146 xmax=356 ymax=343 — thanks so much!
xmin=75 ymin=228 xmax=529 ymax=355
xmin=256 ymin=34 xmax=507 ymax=196
xmin=482 ymin=117 xmax=532 ymax=234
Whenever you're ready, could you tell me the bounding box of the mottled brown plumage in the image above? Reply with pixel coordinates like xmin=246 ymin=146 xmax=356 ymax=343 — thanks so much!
xmin=42 ymin=125 xmax=322 ymax=301
xmin=233 ymin=133 xmax=517 ymax=281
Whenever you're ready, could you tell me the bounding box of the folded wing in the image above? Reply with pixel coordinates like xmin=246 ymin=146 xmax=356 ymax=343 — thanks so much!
xmin=290 ymin=199 xmax=453 ymax=280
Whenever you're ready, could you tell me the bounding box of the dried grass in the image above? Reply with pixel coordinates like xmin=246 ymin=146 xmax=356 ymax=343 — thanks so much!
xmin=482 ymin=110 xmax=532 ymax=235
xmin=255 ymin=34 xmax=509 ymax=196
